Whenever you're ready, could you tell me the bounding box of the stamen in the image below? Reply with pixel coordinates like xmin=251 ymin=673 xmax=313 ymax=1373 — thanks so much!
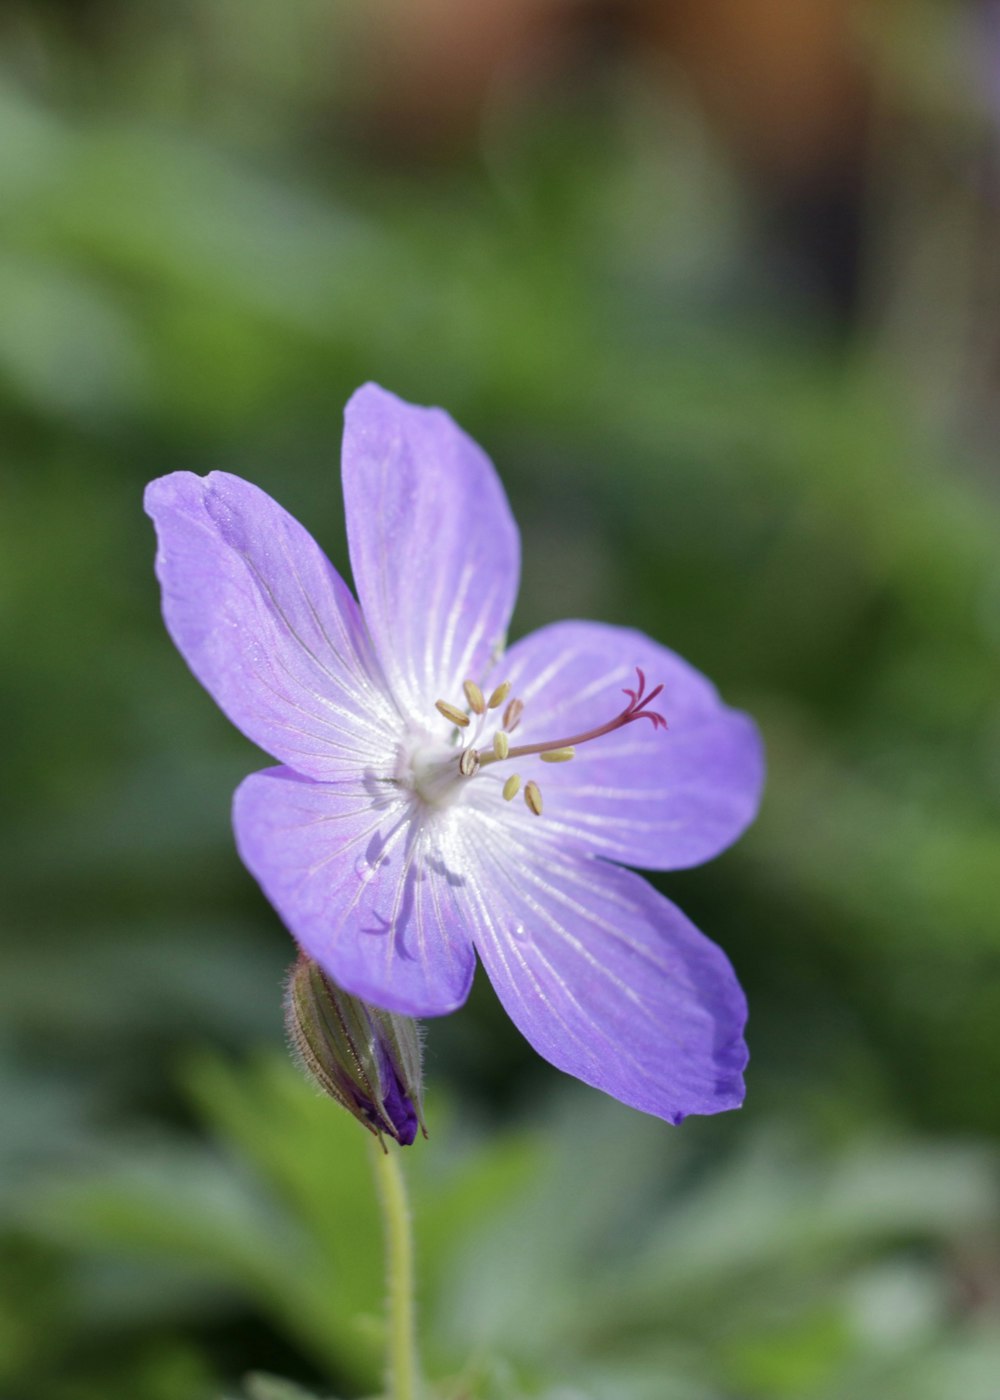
xmin=435 ymin=699 xmax=470 ymax=728
xmin=487 ymin=680 xmax=512 ymax=710
xmin=503 ymin=697 xmax=524 ymax=732
xmin=458 ymin=748 xmax=480 ymax=777
xmin=524 ymin=780 xmax=543 ymax=816
xmin=502 ymin=774 xmax=521 ymax=801
xmin=493 ymin=731 xmax=510 ymax=760
xmin=540 ymin=747 xmax=575 ymax=763
xmin=463 ymin=680 xmax=486 ymax=715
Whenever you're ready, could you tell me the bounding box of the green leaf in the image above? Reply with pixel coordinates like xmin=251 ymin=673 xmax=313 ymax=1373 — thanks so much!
xmin=242 ymin=1373 xmax=338 ymax=1400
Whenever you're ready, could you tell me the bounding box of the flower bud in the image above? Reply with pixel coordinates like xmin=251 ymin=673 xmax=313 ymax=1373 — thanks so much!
xmin=285 ymin=955 xmax=425 ymax=1147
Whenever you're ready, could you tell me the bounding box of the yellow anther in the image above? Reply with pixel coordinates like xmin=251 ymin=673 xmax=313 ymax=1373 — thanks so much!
xmin=540 ymin=747 xmax=575 ymax=763
xmin=487 ymin=680 xmax=512 ymax=710
xmin=503 ymin=697 xmax=524 ymax=732
xmin=463 ymin=680 xmax=486 ymax=715
xmin=524 ymin=780 xmax=543 ymax=816
xmin=493 ymin=731 xmax=510 ymax=760
xmin=435 ymin=699 xmax=470 ymax=728
xmin=502 ymin=774 xmax=521 ymax=802
xmin=459 ymin=748 xmax=480 ymax=777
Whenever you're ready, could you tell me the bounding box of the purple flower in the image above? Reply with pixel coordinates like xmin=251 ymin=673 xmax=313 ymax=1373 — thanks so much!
xmin=145 ymin=385 xmax=764 ymax=1124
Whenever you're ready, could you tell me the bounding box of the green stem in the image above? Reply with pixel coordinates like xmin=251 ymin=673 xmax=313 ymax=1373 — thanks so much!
xmin=370 ymin=1141 xmax=422 ymax=1400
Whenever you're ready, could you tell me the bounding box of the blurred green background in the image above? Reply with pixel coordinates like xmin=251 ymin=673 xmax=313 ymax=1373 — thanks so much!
xmin=2 ymin=2 xmax=1000 ymax=1397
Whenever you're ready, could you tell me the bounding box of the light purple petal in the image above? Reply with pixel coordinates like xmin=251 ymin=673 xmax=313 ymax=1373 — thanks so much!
xmin=145 ymin=472 xmax=399 ymax=780
xmin=233 ymin=766 xmax=477 ymax=1017
xmin=341 ymin=384 xmax=520 ymax=723
xmin=489 ymin=620 xmax=764 ymax=870
xmin=451 ymin=818 xmax=747 ymax=1122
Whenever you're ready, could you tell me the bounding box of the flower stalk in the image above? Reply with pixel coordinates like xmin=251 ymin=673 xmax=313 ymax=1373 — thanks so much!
xmin=371 ymin=1141 xmax=422 ymax=1400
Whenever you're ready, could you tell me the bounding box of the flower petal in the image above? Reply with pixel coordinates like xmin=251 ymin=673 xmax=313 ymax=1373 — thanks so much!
xmin=452 ymin=819 xmax=747 ymax=1122
xmin=341 ymin=384 xmax=520 ymax=722
xmin=233 ymin=766 xmax=477 ymax=1017
xmin=146 ymin=472 xmax=398 ymax=780
xmin=491 ymin=620 xmax=764 ymax=870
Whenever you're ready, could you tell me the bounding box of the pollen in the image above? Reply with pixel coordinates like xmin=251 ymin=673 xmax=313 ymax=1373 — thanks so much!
xmin=540 ymin=747 xmax=575 ymax=763
xmin=524 ymin=780 xmax=543 ymax=816
xmin=463 ymin=680 xmax=486 ymax=715
xmin=502 ymin=774 xmax=521 ymax=801
xmin=435 ymin=699 xmax=470 ymax=728
xmin=503 ymin=697 xmax=524 ymax=732
xmin=487 ymin=680 xmax=511 ymax=710
xmin=493 ymin=731 xmax=510 ymax=760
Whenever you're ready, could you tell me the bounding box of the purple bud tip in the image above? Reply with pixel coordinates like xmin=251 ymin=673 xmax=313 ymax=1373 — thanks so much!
xmin=285 ymin=955 xmax=425 ymax=1147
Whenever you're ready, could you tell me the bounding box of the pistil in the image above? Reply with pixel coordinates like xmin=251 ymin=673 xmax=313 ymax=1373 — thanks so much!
xmin=477 ymin=668 xmax=666 ymax=770
xmin=430 ymin=668 xmax=666 ymax=819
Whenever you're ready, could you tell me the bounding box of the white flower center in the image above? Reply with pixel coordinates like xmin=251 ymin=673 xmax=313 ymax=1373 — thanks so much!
xmin=394 ymin=732 xmax=469 ymax=810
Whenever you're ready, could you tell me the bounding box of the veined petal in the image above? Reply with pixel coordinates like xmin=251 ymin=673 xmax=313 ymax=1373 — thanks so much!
xmin=146 ymin=472 xmax=398 ymax=780
xmin=492 ymin=620 xmax=764 ymax=870
xmin=233 ymin=766 xmax=477 ymax=1017
xmin=453 ymin=819 xmax=747 ymax=1123
xmin=341 ymin=384 xmax=520 ymax=722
